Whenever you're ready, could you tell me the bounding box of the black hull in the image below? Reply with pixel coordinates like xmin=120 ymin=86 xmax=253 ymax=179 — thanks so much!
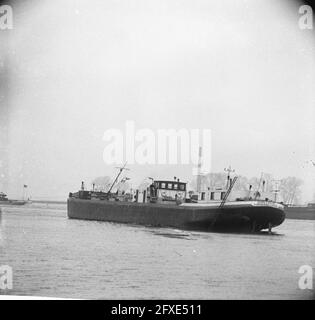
xmin=67 ymin=198 xmax=285 ymax=233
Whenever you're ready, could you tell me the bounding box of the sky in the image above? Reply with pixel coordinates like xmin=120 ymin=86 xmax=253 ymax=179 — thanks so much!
xmin=0 ymin=0 xmax=314 ymax=202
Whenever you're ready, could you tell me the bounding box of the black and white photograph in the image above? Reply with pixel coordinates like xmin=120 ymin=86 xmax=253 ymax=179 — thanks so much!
xmin=0 ymin=0 xmax=314 ymax=304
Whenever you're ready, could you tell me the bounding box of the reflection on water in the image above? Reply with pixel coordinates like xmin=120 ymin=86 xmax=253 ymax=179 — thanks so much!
xmin=0 ymin=203 xmax=314 ymax=299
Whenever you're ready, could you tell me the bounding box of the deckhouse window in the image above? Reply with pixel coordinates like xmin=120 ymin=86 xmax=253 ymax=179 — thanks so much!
xmin=168 ymin=183 xmax=173 ymax=189
xmin=173 ymin=183 xmax=178 ymax=190
xmin=179 ymin=184 xmax=185 ymax=191
xmin=161 ymin=183 xmax=166 ymax=189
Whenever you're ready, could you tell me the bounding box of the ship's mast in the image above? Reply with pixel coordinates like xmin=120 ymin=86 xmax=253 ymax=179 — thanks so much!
xmin=22 ymin=184 xmax=28 ymax=201
xmin=254 ymin=172 xmax=264 ymax=200
xmin=107 ymin=162 xmax=129 ymax=195
xmin=224 ymin=165 xmax=235 ymax=189
xmin=219 ymin=176 xmax=238 ymax=208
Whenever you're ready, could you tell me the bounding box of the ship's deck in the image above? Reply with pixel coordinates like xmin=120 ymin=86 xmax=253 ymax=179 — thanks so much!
xmin=180 ymin=200 xmax=284 ymax=210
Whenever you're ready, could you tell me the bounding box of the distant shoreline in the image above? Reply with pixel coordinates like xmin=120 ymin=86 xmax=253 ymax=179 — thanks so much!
xmin=31 ymin=200 xmax=67 ymax=205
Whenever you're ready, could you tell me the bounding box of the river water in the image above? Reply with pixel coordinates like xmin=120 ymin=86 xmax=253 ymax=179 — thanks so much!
xmin=0 ymin=203 xmax=314 ymax=299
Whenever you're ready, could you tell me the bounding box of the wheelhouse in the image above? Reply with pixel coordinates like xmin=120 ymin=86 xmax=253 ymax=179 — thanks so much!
xmin=150 ymin=180 xmax=187 ymax=202
xmin=153 ymin=180 xmax=186 ymax=191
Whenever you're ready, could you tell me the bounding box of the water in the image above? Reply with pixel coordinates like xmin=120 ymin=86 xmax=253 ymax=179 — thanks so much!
xmin=0 ymin=203 xmax=314 ymax=299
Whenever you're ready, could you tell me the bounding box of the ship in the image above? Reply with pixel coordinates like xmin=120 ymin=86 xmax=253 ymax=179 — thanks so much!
xmin=0 ymin=192 xmax=28 ymax=205
xmin=67 ymin=165 xmax=285 ymax=233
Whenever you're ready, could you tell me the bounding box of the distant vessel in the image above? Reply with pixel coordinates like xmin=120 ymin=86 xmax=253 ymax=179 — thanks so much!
xmin=67 ymin=165 xmax=285 ymax=233
xmin=0 ymin=192 xmax=28 ymax=205
xmin=0 ymin=192 xmax=8 ymax=202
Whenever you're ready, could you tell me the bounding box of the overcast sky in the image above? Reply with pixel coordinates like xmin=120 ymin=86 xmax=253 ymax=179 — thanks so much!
xmin=1 ymin=0 xmax=314 ymax=201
